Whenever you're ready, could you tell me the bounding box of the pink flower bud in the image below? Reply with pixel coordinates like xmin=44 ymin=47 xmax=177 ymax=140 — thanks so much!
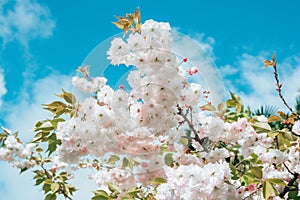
xmin=248 ymin=183 xmax=256 ymax=191
xmin=141 ymin=162 xmax=148 ymax=168
xmin=190 ymin=67 xmax=198 ymax=74
xmin=238 ymin=188 xmax=243 ymax=194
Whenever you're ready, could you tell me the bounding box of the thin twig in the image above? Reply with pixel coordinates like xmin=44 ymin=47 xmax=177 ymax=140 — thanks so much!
xmin=242 ymin=190 xmax=260 ymax=200
xmin=283 ymin=162 xmax=294 ymax=175
xmin=272 ymin=62 xmax=300 ymax=120
xmin=291 ymin=131 xmax=300 ymax=137
xmin=177 ymin=105 xmax=209 ymax=152
xmin=41 ymin=164 xmax=73 ymax=200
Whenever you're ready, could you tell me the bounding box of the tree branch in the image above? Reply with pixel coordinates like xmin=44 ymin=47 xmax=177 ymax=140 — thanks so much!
xmin=272 ymin=62 xmax=300 ymax=120
xmin=279 ymin=172 xmax=299 ymax=198
xmin=177 ymin=105 xmax=209 ymax=152
xmin=41 ymin=164 xmax=73 ymax=200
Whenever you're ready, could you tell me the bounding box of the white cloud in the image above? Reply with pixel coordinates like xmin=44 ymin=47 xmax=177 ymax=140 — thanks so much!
xmin=219 ymin=64 xmax=238 ymax=76
xmin=221 ymin=53 xmax=300 ymax=112
xmin=0 ymin=0 xmax=55 ymax=47
xmin=0 ymin=68 xmax=7 ymax=106
xmin=5 ymin=72 xmax=73 ymax=141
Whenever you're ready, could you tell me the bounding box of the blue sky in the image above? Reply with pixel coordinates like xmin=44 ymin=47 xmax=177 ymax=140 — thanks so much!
xmin=0 ymin=0 xmax=300 ymax=199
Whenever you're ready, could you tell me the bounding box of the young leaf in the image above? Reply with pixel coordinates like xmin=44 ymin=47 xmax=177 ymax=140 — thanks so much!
xmin=150 ymin=177 xmax=166 ymax=185
xmin=268 ymin=115 xmax=281 ymax=122
xmin=250 ymin=166 xmax=262 ymax=179
xmin=106 ymin=182 xmax=121 ymax=194
xmin=164 ymin=153 xmax=174 ymax=167
xmin=264 ymin=60 xmax=274 ymax=68
xmin=277 ymin=111 xmax=287 ymax=119
xmin=45 ymin=193 xmax=57 ymax=200
xmin=56 ymin=89 xmax=76 ymax=104
xmin=51 ymin=183 xmax=60 ymax=193
xmin=92 ymin=189 xmax=110 ymax=200
xmin=263 ymin=181 xmax=276 ymax=199
xmin=125 ymin=186 xmax=141 ymax=198
xmin=251 ymin=122 xmax=272 ymax=133
xmin=122 ymin=157 xmax=130 ymax=169
xmin=107 ymin=155 xmax=120 ymax=165
xmin=179 ymin=137 xmax=189 ymax=146
xmin=267 ymin=178 xmax=286 ymax=186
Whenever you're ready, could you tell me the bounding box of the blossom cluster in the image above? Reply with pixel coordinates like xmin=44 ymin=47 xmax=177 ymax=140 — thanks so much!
xmin=156 ymin=162 xmax=237 ymax=200
xmin=0 ymin=133 xmax=36 ymax=169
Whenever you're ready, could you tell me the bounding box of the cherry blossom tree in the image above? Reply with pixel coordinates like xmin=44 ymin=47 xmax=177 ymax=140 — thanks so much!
xmin=1 ymin=8 xmax=300 ymax=200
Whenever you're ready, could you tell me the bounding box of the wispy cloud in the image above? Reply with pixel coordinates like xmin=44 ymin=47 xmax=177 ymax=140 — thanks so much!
xmin=4 ymin=71 xmax=73 ymax=141
xmin=0 ymin=68 xmax=7 ymax=107
xmin=220 ymin=52 xmax=300 ymax=112
xmin=0 ymin=0 xmax=55 ymax=49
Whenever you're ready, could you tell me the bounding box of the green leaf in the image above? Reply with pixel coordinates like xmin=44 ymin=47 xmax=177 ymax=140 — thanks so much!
xmin=121 ymin=157 xmax=139 ymax=169
xmin=106 ymin=182 xmax=121 ymax=194
xmin=51 ymin=183 xmax=60 ymax=193
xmin=226 ymin=99 xmax=237 ymax=108
xmin=150 ymin=177 xmax=166 ymax=185
xmin=251 ymin=122 xmax=272 ymax=133
xmin=45 ymin=193 xmax=57 ymax=200
xmin=44 ymin=179 xmax=53 ymax=185
xmin=122 ymin=157 xmax=130 ymax=169
xmin=125 ymin=186 xmax=141 ymax=198
xmin=19 ymin=167 xmax=29 ymax=174
xmin=236 ymin=103 xmax=243 ymax=113
xmin=92 ymin=190 xmax=110 ymax=200
xmin=267 ymin=131 xmax=279 ymax=138
xmin=179 ymin=137 xmax=189 ymax=146
xmin=241 ymin=174 xmax=254 ymax=185
xmin=56 ymin=89 xmax=77 ymax=104
xmin=263 ymin=181 xmax=276 ymax=199
xmin=35 ymin=178 xmax=45 ymax=186
xmin=288 ymin=189 xmax=299 ymax=199
xmin=47 ymin=133 xmax=61 ymax=156
xmin=159 ymin=143 xmax=171 ymax=154
xmin=107 ymin=155 xmax=120 ymax=165
xmin=230 ymin=91 xmax=240 ymax=101
xmin=67 ymin=184 xmax=77 ymax=195
xmin=43 ymin=183 xmax=52 ymax=194
xmin=43 ymin=101 xmax=66 ymax=112
xmin=250 ymin=166 xmax=262 ymax=179
xmin=164 ymin=153 xmax=174 ymax=167
xmin=267 ymin=178 xmax=286 ymax=186
xmin=50 ymin=118 xmax=65 ymax=128
xmin=32 ymin=132 xmax=50 ymax=143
